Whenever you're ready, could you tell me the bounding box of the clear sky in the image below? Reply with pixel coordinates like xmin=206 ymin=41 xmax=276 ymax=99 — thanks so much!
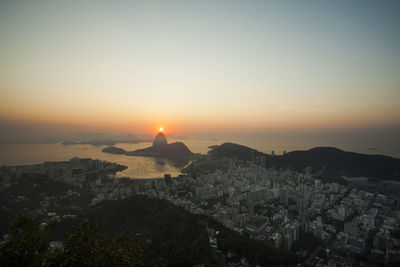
xmin=0 ymin=0 xmax=399 ymax=137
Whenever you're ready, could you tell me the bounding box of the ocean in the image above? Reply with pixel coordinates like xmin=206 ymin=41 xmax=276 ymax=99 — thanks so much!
xmin=0 ymin=134 xmax=398 ymax=178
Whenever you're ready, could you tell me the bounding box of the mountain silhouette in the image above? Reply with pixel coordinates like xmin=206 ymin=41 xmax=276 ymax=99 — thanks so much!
xmin=102 ymin=132 xmax=192 ymax=161
xmin=208 ymin=142 xmax=400 ymax=181
xmin=152 ymin=132 xmax=168 ymax=147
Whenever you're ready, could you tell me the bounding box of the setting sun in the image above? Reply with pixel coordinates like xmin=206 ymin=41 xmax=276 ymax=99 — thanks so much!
xmin=159 ymin=127 xmax=164 ymax=132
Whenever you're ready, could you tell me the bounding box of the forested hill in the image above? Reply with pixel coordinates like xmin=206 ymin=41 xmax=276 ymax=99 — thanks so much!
xmin=86 ymin=196 xmax=212 ymax=266
xmin=208 ymin=143 xmax=400 ymax=180
xmin=85 ymin=196 xmax=297 ymax=266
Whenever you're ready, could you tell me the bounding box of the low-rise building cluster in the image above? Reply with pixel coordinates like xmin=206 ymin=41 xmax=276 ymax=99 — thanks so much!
xmin=1 ymin=156 xmax=400 ymax=264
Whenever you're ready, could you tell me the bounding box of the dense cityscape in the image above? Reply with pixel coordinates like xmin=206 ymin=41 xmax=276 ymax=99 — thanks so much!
xmin=1 ymin=153 xmax=399 ymax=265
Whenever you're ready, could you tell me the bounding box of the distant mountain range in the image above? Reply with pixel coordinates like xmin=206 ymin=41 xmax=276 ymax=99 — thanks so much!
xmin=102 ymin=132 xmax=192 ymax=161
xmin=208 ymin=142 xmax=400 ymax=181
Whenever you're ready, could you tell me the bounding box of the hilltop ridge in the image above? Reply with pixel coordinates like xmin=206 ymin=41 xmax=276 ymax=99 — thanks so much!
xmin=208 ymin=142 xmax=400 ymax=181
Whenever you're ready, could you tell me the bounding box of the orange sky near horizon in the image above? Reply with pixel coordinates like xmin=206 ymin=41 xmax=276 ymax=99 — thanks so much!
xmin=1 ymin=98 xmax=399 ymax=136
xmin=0 ymin=1 xmax=399 ymax=137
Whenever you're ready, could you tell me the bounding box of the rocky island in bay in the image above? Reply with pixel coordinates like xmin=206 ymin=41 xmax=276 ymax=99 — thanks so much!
xmin=102 ymin=131 xmax=193 ymax=161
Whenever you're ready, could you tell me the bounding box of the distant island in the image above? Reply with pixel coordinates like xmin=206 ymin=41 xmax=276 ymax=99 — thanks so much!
xmin=63 ymin=140 xmax=116 ymax=146
xmin=102 ymin=132 xmax=193 ymax=161
xmin=102 ymin=146 xmax=127 ymax=154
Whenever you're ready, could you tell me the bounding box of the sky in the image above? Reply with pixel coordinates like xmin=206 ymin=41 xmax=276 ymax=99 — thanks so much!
xmin=0 ymin=0 xmax=399 ymax=144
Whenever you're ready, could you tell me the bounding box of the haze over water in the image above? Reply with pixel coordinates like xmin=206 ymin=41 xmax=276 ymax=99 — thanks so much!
xmin=0 ymin=142 xmax=184 ymax=178
xmin=0 ymin=1 xmax=399 ymax=171
xmin=1 ymin=130 xmax=399 ymax=179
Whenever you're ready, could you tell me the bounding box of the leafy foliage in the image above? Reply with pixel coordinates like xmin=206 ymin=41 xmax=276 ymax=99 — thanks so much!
xmin=86 ymin=196 xmax=212 ymax=266
xmin=0 ymin=174 xmax=93 ymax=236
xmin=1 ymin=196 xmax=298 ymax=266
xmin=0 ymin=215 xmax=56 ymax=266
xmin=0 ymin=214 xmax=165 ymax=267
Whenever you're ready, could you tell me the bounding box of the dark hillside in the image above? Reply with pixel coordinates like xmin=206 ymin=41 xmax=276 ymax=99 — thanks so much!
xmin=209 ymin=143 xmax=400 ymax=180
xmin=86 ymin=196 xmax=212 ymax=266
xmin=85 ymin=196 xmax=297 ymax=266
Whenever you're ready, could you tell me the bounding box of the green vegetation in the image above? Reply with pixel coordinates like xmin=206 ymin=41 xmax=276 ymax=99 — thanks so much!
xmin=292 ymin=233 xmax=323 ymax=253
xmin=198 ymin=214 xmax=298 ymax=265
xmin=81 ymin=196 xmax=298 ymax=265
xmin=0 ymin=215 xmax=56 ymax=266
xmin=0 ymin=214 xmax=165 ymax=267
xmin=182 ymin=157 xmax=230 ymax=177
xmin=1 ymin=196 xmax=299 ymax=266
xmin=86 ymin=196 xmax=213 ymax=266
xmin=0 ymin=174 xmax=91 ymax=235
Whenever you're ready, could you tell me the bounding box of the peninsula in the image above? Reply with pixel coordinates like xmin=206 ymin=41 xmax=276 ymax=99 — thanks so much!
xmin=102 ymin=131 xmax=193 ymax=161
